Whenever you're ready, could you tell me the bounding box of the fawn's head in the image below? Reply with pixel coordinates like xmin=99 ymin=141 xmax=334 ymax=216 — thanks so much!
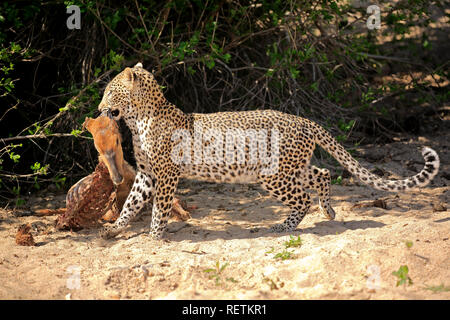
xmin=83 ymin=115 xmax=125 ymax=185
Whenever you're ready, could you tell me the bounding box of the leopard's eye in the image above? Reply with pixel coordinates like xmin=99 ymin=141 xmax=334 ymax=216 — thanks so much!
xmin=111 ymin=109 xmax=120 ymax=117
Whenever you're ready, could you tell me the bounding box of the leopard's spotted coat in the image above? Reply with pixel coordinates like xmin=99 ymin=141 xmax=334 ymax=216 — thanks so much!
xmin=97 ymin=63 xmax=439 ymax=240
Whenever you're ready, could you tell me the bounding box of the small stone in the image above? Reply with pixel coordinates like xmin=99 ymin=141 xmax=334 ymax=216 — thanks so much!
xmin=16 ymin=224 xmax=35 ymax=246
xmin=372 ymin=199 xmax=387 ymax=209
xmin=432 ymin=202 xmax=446 ymax=212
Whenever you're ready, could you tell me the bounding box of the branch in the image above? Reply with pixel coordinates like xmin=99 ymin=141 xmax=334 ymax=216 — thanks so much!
xmin=0 ymin=133 xmax=92 ymax=144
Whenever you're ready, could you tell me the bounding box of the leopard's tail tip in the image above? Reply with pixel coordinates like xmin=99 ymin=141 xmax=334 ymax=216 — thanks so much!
xmin=421 ymin=146 xmax=439 ymax=166
xmin=419 ymin=146 xmax=439 ymax=183
xmin=422 ymin=146 xmax=437 ymax=159
xmin=365 ymin=146 xmax=439 ymax=192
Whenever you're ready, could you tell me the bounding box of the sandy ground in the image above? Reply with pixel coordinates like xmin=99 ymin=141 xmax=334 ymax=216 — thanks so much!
xmin=0 ymin=134 xmax=448 ymax=300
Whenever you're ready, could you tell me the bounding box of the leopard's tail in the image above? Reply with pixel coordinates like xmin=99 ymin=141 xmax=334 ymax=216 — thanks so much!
xmin=312 ymin=122 xmax=439 ymax=191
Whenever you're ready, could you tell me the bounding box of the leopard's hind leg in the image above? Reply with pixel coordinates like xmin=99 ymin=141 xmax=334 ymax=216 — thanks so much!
xmin=300 ymin=165 xmax=336 ymax=220
xmin=259 ymin=173 xmax=312 ymax=233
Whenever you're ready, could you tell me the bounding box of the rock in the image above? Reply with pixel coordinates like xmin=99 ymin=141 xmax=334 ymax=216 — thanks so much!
xmin=16 ymin=224 xmax=35 ymax=246
xmin=432 ymin=202 xmax=447 ymax=212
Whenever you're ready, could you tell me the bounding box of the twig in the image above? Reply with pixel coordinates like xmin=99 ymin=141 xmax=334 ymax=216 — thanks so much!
xmin=134 ymin=0 xmax=154 ymax=49
xmin=0 ymin=101 xmax=19 ymax=123
xmin=89 ymin=6 xmax=143 ymax=55
xmin=0 ymin=133 xmax=92 ymax=144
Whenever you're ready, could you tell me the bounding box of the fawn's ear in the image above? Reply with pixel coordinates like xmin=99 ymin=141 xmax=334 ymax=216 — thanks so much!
xmin=82 ymin=117 xmax=94 ymax=133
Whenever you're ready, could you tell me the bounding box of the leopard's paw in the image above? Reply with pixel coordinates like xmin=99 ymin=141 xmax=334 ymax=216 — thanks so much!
xmin=319 ymin=204 xmax=336 ymax=220
xmin=99 ymin=224 xmax=121 ymax=239
xmin=269 ymin=224 xmax=288 ymax=233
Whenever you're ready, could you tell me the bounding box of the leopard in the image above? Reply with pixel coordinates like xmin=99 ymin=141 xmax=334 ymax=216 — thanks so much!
xmin=97 ymin=62 xmax=440 ymax=240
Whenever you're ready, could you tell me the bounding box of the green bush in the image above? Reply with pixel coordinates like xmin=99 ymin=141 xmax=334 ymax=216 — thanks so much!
xmin=0 ymin=0 xmax=447 ymax=200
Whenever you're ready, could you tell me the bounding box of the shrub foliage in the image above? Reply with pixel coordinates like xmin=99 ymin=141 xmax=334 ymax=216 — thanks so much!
xmin=0 ymin=0 xmax=447 ymax=201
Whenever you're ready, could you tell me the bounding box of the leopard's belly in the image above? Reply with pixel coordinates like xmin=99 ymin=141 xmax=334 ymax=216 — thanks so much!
xmin=180 ymin=163 xmax=260 ymax=184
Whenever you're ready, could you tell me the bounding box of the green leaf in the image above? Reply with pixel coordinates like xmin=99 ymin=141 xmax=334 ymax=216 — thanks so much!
xmin=222 ymin=53 xmax=231 ymax=63
xmin=187 ymin=66 xmax=196 ymax=75
xmin=9 ymin=151 xmax=20 ymax=163
xmin=425 ymin=284 xmax=450 ymax=293
xmin=71 ymin=129 xmax=82 ymax=136
xmin=266 ymin=247 xmax=275 ymax=254
xmin=205 ymin=58 xmax=215 ymax=69
xmin=219 ymin=262 xmax=228 ymax=273
xmin=284 ymin=235 xmax=302 ymax=248
xmin=392 ymin=265 xmax=413 ymax=286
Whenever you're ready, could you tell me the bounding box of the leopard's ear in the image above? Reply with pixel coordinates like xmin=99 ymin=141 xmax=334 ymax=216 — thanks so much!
xmin=122 ymin=67 xmax=137 ymax=89
xmin=122 ymin=67 xmax=139 ymax=90
xmin=134 ymin=62 xmax=143 ymax=69
xmin=122 ymin=67 xmax=142 ymax=101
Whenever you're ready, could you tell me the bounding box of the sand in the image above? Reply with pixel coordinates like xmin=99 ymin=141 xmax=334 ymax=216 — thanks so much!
xmin=0 ymin=134 xmax=448 ymax=300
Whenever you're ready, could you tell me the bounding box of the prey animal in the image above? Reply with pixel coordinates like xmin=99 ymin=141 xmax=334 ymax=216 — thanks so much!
xmin=39 ymin=113 xmax=190 ymax=230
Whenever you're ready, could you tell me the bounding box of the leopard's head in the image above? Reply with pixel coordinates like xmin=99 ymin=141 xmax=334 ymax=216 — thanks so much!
xmin=98 ymin=63 xmax=165 ymax=121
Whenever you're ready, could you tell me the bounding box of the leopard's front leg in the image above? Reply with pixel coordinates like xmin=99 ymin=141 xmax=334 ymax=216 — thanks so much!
xmin=100 ymin=171 xmax=154 ymax=239
xmin=149 ymin=172 xmax=179 ymax=240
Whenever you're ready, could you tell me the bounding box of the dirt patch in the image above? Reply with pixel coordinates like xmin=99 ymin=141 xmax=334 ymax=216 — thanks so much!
xmin=0 ymin=134 xmax=448 ymax=299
